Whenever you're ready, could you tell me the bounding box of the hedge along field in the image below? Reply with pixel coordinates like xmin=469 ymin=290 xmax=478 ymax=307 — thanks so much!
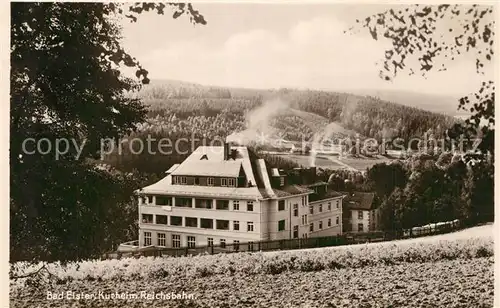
xmin=10 ymin=228 xmax=494 ymax=308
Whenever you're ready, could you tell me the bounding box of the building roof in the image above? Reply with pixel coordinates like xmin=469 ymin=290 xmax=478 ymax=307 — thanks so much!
xmin=137 ymin=145 xmax=320 ymax=201
xmin=139 ymin=146 xmax=262 ymax=199
xmin=259 ymin=185 xmax=313 ymax=199
xmin=309 ymin=190 xmax=344 ymax=203
xmin=342 ymin=192 xmax=376 ymax=210
xmin=165 ymin=164 xmax=180 ymax=174
xmin=307 ymin=181 xmax=329 ymax=187
xmin=140 ymin=174 xmax=262 ymax=200
xmin=170 ymin=160 xmax=243 ymax=177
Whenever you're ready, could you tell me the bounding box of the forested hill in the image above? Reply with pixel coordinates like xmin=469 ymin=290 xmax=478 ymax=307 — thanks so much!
xmin=139 ymin=79 xmax=459 ymax=142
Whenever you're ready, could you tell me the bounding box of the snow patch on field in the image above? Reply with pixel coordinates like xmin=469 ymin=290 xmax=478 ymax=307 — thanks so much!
xmin=265 ymin=224 xmax=494 ymax=256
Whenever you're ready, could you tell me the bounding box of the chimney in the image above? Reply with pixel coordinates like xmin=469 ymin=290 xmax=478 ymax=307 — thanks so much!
xmin=223 ymin=142 xmax=230 ymax=160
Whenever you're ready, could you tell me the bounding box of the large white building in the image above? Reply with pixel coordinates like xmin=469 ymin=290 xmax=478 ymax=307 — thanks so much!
xmin=124 ymin=144 xmax=342 ymax=251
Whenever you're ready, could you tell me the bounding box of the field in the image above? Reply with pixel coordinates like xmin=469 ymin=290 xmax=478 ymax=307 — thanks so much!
xmin=10 ymin=225 xmax=494 ymax=308
xmin=273 ymin=153 xmax=394 ymax=171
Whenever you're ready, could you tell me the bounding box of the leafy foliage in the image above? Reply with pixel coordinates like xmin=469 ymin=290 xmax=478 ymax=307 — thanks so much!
xmin=10 ymin=2 xmax=206 ymax=262
xmin=350 ymin=4 xmax=495 ymax=155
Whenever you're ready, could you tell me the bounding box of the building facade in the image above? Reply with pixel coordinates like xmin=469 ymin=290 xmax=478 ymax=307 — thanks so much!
xmin=342 ymin=192 xmax=380 ymax=233
xmin=129 ymin=144 xmax=343 ymax=250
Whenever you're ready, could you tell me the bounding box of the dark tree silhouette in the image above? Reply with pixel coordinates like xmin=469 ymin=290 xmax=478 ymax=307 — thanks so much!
xmin=10 ymin=2 xmax=206 ymax=261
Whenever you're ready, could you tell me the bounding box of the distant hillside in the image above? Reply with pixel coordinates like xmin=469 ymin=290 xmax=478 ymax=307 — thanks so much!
xmin=350 ymin=89 xmax=469 ymax=117
xmin=140 ymin=79 xmax=459 ymax=144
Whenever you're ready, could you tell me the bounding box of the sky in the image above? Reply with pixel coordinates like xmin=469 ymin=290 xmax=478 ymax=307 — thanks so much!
xmin=119 ymin=3 xmax=495 ymax=98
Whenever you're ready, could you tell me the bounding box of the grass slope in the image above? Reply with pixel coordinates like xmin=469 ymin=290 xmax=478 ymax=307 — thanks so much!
xmin=10 ymin=225 xmax=494 ymax=308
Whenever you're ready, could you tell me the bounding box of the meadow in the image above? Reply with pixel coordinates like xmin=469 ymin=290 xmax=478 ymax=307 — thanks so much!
xmin=10 ymin=225 xmax=494 ymax=308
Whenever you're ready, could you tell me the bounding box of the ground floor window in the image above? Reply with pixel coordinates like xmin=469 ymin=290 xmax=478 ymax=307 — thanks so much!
xmin=172 ymin=234 xmax=180 ymax=248
xmin=293 ymin=225 xmax=299 ymax=238
xmin=248 ymin=241 xmax=254 ymax=251
xmin=233 ymin=240 xmax=239 ymax=251
xmin=144 ymin=232 xmax=152 ymax=246
xmin=358 ymin=223 xmax=364 ymax=232
xmin=220 ymin=239 xmax=226 ymax=248
xmin=157 ymin=233 xmax=166 ymax=247
xmin=187 ymin=236 xmax=196 ymax=248
xmin=207 ymin=237 xmax=213 ymax=247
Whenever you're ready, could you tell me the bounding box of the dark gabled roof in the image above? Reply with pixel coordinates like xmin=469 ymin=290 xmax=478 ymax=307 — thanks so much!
xmin=342 ymin=192 xmax=376 ymax=210
xmin=306 ymin=181 xmax=328 ymax=187
xmin=259 ymin=185 xmax=313 ymax=199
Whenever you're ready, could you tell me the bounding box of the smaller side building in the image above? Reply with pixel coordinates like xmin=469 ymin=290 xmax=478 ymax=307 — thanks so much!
xmin=342 ymin=192 xmax=380 ymax=233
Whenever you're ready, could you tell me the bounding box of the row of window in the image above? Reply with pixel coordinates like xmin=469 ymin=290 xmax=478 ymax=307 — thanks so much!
xmin=143 ymin=232 xmax=254 ymax=250
xmin=309 ymin=216 xmax=340 ymax=232
xmin=309 ymin=200 xmax=340 ymax=215
xmin=355 ymin=210 xmax=366 ymax=220
xmin=141 ymin=214 xmax=255 ymax=231
xmin=142 ymin=197 xmax=254 ymax=212
xmin=172 ymin=176 xmax=237 ymax=187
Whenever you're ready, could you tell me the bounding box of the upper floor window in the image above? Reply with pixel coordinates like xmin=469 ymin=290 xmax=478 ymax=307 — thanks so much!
xmin=336 ymin=200 xmax=340 ymax=208
xmin=328 ymin=218 xmax=332 ymax=227
xmin=247 ymin=221 xmax=254 ymax=232
xmin=180 ymin=176 xmax=187 ymax=184
xmin=156 ymin=196 xmax=171 ymax=206
xmin=228 ymin=178 xmax=236 ymax=187
xmin=156 ymin=215 xmax=168 ymax=225
xmin=170 ymin=216 xmax=182 ymax=226
xmin=194 ymin=177 xmax=200 ymax=185
xmin=216 ymin=220 xmax=229 ymax=230
xmin=328 ymin=202 xmax=331 ymax=211
xmin=309 ymin=223 xmax=314 ymax=232
xmin=200 ymin=218 xmax=213 ymax=229
xmin=358 ymin=211 xmax=364 ymax=220
xmin=358 ymin=223 xmax=364 ymax=232
xmin=221 ymin=178 xmax=227 ymax=186
xmin=278 ymin=220 xmax=286 ymax=231
xmin=207 ymin=177 xmax=214 ymax=186
xmin=278 ymin=200 xmax=285 ymax=211
xmin=279 ymin=176 xmax=285 ymax=186
xmin=336 ymin=216 xmax=340 ymax=225
xmin=142 ymin=214 xmax=153 ymax=224
xmin=185 ymin=217 xmax=198 ymax=228
xmin=176 ymin=197 xmax=192 ymax=208
xmin=195 ymin=198 xmax=212 ymax=209
xmin=293 ymin=225 xmax=299 ymax=238
xmin=293 ymin=204 xmax=298 ymax=217
xmin=216 ymin=200 xmax=229 ymax=210
xmin=233 ymin=200 xmax=240 ymax=211
xmin=309 ymin=205 xmax=314 ymax=214
xmin=233 ymin=220 xmax=240 ymax=231
xmin=247 ymin=201 xmax=254 ymax=212
xmin=319 ymin=221 xmax=323 ymax=229
xmin=319 ymin=204 xmax=323 ymax=212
